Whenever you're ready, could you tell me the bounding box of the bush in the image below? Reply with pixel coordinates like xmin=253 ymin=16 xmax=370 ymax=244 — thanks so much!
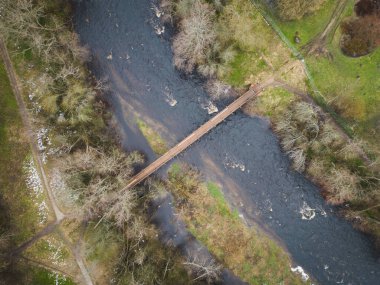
xmin=340 ymin=15 xmax=380 ymax=57
xmin=340 ymin=0 xmax=380 ymax=56
xmin=274 ymin=0 xmax=326 ymax=21
xmin=173 ymin=0 xmax=216 ymax=73
xmin=324 ymin=168 xmax=360 ymax=204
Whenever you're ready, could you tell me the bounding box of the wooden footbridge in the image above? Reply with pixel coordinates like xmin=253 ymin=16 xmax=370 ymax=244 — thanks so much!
xmin=124 ymin=79 xmax=275 ymax=190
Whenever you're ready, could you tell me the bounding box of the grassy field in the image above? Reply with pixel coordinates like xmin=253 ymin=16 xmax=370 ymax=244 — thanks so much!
xmin=245 ymin=0 xmax=380 ymax=246
xmin=244 ymin=87 xmax=295 ymax=116
xmin=306 ymin=33 xmax=380 ymax=147
xmin=220 ymin=0 xmax=293 ymax=87
xmin=0 ymin=58 xmax=76 ymax=284
xmin=0 ymin=58 xmax=42 ymax=243
xmin=266 ymin=0 xmax=337 ymax=46
xmin=30 ymin=267 xmax=76 ymax=285
xmin=271 ymin=0 xmax=380 ymax=147
xmin=136 ymin=118 xmax=168 ymax=155
xmin=167 ymin=163 xmax=307 ymax=285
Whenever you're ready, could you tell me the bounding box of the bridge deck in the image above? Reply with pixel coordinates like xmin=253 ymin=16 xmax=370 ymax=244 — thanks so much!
xmin=124 ymin=80 xmax=273 ymax=189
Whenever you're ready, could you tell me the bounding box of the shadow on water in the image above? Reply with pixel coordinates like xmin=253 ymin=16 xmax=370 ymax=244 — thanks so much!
xmin=73 ymin=0 xmax=380 ymax=284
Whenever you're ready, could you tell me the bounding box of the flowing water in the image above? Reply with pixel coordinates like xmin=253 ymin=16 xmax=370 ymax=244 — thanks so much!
xmin=73 ymin=0 xmax=380 ymax=284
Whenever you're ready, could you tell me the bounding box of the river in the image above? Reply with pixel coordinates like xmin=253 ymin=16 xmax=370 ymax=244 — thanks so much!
xmin=73 ymin=0 xmax=380 ymax=284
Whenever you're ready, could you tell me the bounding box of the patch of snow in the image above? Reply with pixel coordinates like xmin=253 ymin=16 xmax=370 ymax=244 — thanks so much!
xmin=291 ymin=265 xmax=310 ymax=282
xmin=36 ymin=128 xmax=50 ymax=151
xmin=50 ymin=169 xmax=78 ymax=208
xmin=36 ymin=128 xmax=55 ymax=164
xmin=46 ymin=237 xmax=66 ymax=266
xmin=24 ymin=157 xmax=48 ymax=224
xmin=29 ymin=92 xmax=36 ymax=100
xmin=207 ymin=104 xmax=218 ymax=114
xmin=201 ymin=100 xmax=218 ymax=115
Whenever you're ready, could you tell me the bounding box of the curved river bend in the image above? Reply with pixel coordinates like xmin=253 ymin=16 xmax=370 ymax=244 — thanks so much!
xmin=73 ymin=1 xmax=380 ymax=284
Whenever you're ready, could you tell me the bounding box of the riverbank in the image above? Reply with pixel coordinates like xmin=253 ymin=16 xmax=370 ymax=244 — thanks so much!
xmin=0 ymin=0 xmax=196 ymax=284
xmin=257 ymin=0 xmax=380 ymax=247
xmin=163 ymin=0 xmax=380 ymax=247
xmin=165 ymin=162 xmax=309 ymax=284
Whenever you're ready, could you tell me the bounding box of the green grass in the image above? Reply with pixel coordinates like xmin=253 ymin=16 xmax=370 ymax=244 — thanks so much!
xmin=0 ymin=58 xmax=74 ymax=283
xmin=30 ymin=267 xmax=76 ymax=285
xmin=0 ymin=58 xmax=43 ymax=244
xmin=305 ymin=0 xmax=380 ymax=147
xmin=248 ymin=87 xmax=295 ymax=117
xmin=225 ymin=51 xmax=268 ymax=86
xmin=206 ymin=182 xmax=236 ymax=218
xmin=268 ymin=0 xmax=337 ymax=46
xmin=214 ymin=0 xmax=293 ymax=87
xmin=259 ymin=0 xmax=379 ymax=149
xmin=136 ymin=118 xmax=168 ymax=155
xmin=167 ymin=163 xmax=307 ymax=285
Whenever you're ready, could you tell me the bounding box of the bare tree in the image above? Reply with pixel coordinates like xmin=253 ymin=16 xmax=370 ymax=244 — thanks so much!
xmin=58 ymin=31 xmax=90 ymax=62
xmin=325 ymin=168 xmax=360 ymax=204
xmin=104 ymin=191 xmax=136 ymax=228
xmin=184 ymin=253 xmax=221 ymax=283
xmin=205 ymin=79 xmax=231 ymax=100
xmin=172 ymin=0 xmax=216 ymax=73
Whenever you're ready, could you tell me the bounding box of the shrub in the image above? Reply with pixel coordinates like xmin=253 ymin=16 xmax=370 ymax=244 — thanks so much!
xmin=172 ymin=0 xmax=216 ymax=73
xmin=205 ymin=80 xmax=231 ymax=100
xmin=274 ymin=0 xmax=326 ymax=21
xmin=324 ymin=168 xmax=360 ymax=204
xmin=340 ymin=15 xmax=380 ymax=57
xmin=340 ymin=0 xmax=380 ymax=57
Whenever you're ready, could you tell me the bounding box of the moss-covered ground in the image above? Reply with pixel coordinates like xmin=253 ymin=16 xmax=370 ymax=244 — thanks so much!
xmin=136 ymin=118 xmax=168 ymax=155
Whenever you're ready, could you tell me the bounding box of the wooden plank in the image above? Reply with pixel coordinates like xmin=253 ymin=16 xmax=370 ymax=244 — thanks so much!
xmin=124 ymin=79 xmax=274 ymax=189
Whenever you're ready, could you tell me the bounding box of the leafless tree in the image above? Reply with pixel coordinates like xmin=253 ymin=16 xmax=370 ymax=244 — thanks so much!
xmin=58 ymin=31 xmax=90 ymax=62
xmin=205 ymin=79 xmax=231 ymax=100
xmin=293 ymin=102 xmax=320 ymax=139
xmin=104 ymin=190 xmax=136 ymax=228
xmin=184 ymin=253 xmax=222 ymax=283
xmin=57 ymin=65 xmax=81 ymax=80
xmin=172 ymin=0 xmax=216 ymax=73
xmin=325 ymin=168 xmax=360 ymax=204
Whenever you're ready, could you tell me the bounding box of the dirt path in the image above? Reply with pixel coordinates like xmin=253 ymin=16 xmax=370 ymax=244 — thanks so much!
xmin=0 ymin=38 xmax=65 ymax=222
xmin=0 ymin=37 xmax=94 ymax=285
xmin=250 ymin=1 xmax=371 ymax=164
xmin=304 ymin=0 xmax=349 ymax=55
xmin=57 ymin=225 xmax=94 ymax=285
xmin=10 ymin=221 xmax=60 ymax=257
xmin=21 ymin=256 xmax=76 ymax=280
